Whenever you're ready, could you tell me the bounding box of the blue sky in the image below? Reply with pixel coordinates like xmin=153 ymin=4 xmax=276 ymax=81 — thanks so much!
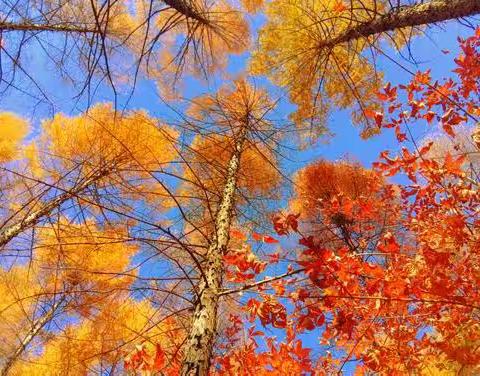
xmin=1 ymin=22 xmax=471 ymax=167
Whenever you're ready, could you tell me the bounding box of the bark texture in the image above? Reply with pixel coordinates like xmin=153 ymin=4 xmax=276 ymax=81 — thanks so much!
xmin=319 ymin=0 xmax=480 ymax=49
xmin=180 ymin=126 xmax=249 ymax=376
xmin=0 ymin=168 xmax=111 ymax=250
xmin=0 ymin=21 xmax=98 ymax=34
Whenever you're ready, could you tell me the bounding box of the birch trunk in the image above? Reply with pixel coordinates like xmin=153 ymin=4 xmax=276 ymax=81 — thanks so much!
xmin=0 ymin=299 xmax=64 ymax=376
xmin=0 ymin=168 xmax=111 ymax=249
xmin=180 ymin=125 xmax=249 ymax=376
xmin=319 ymin=0 xmax=480 ymax=49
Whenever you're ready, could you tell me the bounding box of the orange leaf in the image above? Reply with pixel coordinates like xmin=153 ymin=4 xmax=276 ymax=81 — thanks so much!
xmin=252 ymin=232 xmax=263 ymax=241
xmin=153 ymin=344 xmax=166 ymax=370
xmin=230 ymin=229 xmax=247 ymax=241
xmin=263 ymin=235 xmax=279 ymax=244
xmin=333 ymin=1 xmax=347 ymax=12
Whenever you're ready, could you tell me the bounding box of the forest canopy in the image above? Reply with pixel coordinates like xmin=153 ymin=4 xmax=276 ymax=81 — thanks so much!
xmin=0 ymin=0 xmax=479 ymax=375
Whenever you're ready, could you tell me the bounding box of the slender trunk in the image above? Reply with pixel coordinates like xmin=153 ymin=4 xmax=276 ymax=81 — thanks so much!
xmin=180 ymin=125 xmax=249 ymax=376
xmin=1 ymin=299 xmax=64 ymax=376
xmin=319 ymin=0 xmax=480 ymax=49
xmin=0 ymin=168 xmax=111 ymax=250
xmin=0 ymin=21 xmax=98 ymax=34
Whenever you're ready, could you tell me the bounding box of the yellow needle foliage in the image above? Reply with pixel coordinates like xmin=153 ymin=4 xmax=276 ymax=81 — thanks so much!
xmin=179 ymin=80 xmax=280 ymax=209
xmin=43 ymin=0 xmax=140 ymax=44
xmin=250 ymin=0 xmax=412 ymax=136
xmin=10 ymin=298 xmax=182 ymax=375
xmin=185 ymin=134 xmax=280 ymax=198
xmin=0 ymin=112 xmax=29 ymax=162
xmin=41 ymin=103 xmax=177 ymax=174
xmin=188 ymin=79 xmax=274 ymax=126
xmin=153 ymin=2 xmax=250 ymax=98
xmin=34 ymin=218 xmax=137 ymax=311
xmin=0 ymin=266 xmax=46 ymax=360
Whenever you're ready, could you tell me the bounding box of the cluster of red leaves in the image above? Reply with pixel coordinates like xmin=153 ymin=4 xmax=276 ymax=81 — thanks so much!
xmin=245 ymin=296 xmax=287 ymax=328
xmin=223 ymin=246 xmax=267 ymax=282
xmin=272 ymin=213 xmax=299 ymax=235
xmin=222 ymin=29 xmax=480 ymax=375
xmin=124 ymin=344 xmax=173 ymax=374
xmin=230 ymin=228 xmax=279 ymax=244
xmin=215 ymin=326 xmax=312 ymax=375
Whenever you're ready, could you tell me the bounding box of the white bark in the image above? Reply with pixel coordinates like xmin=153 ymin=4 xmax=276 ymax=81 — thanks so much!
xmin=0 ymin=168 xmax=111 ymax=250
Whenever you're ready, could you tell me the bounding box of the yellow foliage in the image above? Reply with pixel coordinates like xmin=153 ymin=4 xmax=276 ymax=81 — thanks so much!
xmin=187 ymin=134 xmax=280 ymax=197
xmin=42 ymin=103 xmax=177 ymax=173
xmin=250 ymin=0 xmax=411 ymax=133
xmin=152 ymin=2 xmax=250 ymax=97
xmin=0 ymin=222 xmax=145 ymax=374
xmin=0 ymin=266 xmax=45 ymax=358
xmin=240 ymin=0 xmax=264 ymax=13
xmin=188 ymin=79 xmax=274 ymax=126
xmin=45 ymin=0 xmax=139 ymax=43
xmin=22 ymin=142 xmax=44 ymax=178
xmin=0 ymin=112 xmax=29 ymax=162
xmin=34 ymin=218 xmax=137 ymax=310
xmin=10 ymin=298 xmax=182 ymax=375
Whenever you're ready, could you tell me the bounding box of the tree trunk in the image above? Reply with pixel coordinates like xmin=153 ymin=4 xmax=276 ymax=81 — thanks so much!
xmin=0 ymin=299 xmax=64 ymax=376
xmin=319 ymin=0 xmax=480 ymax=49
xmin=180 ymin=125 xmax=249 ymax=376
xmin=0 ymin=167 xmax=111 ymax=250
xmin=0 ymin=21 xmax=98 ymax=34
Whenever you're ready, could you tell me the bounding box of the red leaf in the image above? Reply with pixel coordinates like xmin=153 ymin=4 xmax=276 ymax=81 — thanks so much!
xmin=395 ymin=126 xmax=407 ymax=142
xmin=230 ymin=229 xmax=247 ymax=241
xmin=263 ymin=235 xmax=279 ymax=244
xmin=252 ymin=232 xmax=263 ymax=241
xmin=153 ymin=344 xmax=166 ymax=370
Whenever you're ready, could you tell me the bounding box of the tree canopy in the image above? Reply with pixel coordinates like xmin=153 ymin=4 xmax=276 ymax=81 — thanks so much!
xmin=0 ymin=0 xmax=479 ymax=375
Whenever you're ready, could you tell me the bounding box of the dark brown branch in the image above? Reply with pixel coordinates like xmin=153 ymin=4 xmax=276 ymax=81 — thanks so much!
xmin=163 ymin=0 xmax=210 ymax=25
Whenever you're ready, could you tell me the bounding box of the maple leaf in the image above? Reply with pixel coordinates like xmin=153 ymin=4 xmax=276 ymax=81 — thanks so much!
xmin=364 ymin=108 xmax=384 ymax=127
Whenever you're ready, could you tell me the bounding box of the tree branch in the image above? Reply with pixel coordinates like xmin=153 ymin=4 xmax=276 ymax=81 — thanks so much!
xmin=318 ymin=0 xmax=480 ymax=50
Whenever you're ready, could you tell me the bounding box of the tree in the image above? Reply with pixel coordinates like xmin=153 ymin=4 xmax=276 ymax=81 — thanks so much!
xmin=1 ymin=1 xmax=480 ymax=376
xmin=0 ymin=0 xmax=252 ymax=105
xmin=237 ymin=30 xmax=480 ymax=374
xmin=251 ymin=0 xmax=480 ymax=135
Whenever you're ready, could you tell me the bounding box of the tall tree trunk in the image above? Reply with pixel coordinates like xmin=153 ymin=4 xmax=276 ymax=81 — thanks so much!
xmin=0 ymin=167 xmax=111 ymax=250
xmin=319 ymin=0 xmax=480 ymax=49
xmin=180 ymin=125 xmax=249 ymax=376
xmin=1 ymin=299 xmax=64 ymax=376
xmin=0 ymin=21 xmax=98 ymax=34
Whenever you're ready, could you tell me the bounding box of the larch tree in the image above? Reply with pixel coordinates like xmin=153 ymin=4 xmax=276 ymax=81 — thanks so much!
xmin=251 ymin=0 xmax=480 ymax=136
